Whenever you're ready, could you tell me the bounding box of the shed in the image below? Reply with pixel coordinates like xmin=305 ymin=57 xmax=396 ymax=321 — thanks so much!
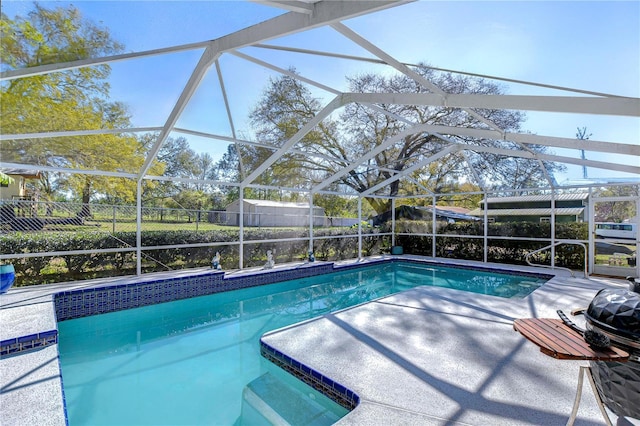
xmin=468 ymin=193 xmax=589 ymax=223
xmin=225 ymin=199 xmax=325 ymax=227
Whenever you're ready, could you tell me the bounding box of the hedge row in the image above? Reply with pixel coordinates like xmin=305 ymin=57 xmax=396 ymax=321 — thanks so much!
xmin=1 ymin=221 xmax=587 ymax=286
xmin=393 ymin=220 xmax=588 ymax=269
xmin=1 ymin=228 xmax=389 ymax=286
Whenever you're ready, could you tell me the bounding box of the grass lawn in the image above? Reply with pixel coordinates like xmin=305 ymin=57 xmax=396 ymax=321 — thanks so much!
xmin=595 ymin=242 xmax=636 ymax=266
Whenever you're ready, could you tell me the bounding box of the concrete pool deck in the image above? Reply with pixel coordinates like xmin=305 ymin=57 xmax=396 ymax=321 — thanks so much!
xmin=1 ymin=256 xmax=637 ymax=425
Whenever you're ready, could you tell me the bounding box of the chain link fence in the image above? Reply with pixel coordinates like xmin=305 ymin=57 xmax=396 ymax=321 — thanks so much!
xmin=0 ymin=198 xmax=381 ymax=285
xmin=0 ymin=199 xmax=363 ymax=233
xmin=0 ymin=199 xmax=235 ymax=233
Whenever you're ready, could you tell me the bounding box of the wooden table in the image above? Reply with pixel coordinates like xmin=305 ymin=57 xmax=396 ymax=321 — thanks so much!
xmin=513 ymin=318 xmax=629 ymax=426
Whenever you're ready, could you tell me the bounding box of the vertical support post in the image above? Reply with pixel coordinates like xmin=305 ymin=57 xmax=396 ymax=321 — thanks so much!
xmin=431 ymin=195 xmax=436 ymax=257
xmin=239 ymin=186 xmax=244 ymax=270
xmin=391 ymin=198 xmax=396 ymax=248
xmin=588 ymin=187 xmax=594 ymax=276
xmin=358 ymin=197 xmax=362 ymax=259
xmin=309 ymin=193 xmax=314 ymax=254
xmin=136 ymin=180 xmax=142 ymax=276
xmin=636 ymin=195 xmax=640 ymax=278
xmin=483 ymin=191 xmax=488 ymax=263
xmin=112 ymin=205 xmax=117 ymax=233
xmin=551 ymin=189 xmax=556 ymax=269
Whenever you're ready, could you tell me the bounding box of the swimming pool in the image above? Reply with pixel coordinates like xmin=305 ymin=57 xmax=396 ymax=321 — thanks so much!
xmin=57 ymin=261 xmax=548 ymax=425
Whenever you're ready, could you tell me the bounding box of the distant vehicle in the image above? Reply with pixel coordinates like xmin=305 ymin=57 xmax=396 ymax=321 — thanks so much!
xmin=595 ymin=222 xmax=637 ymax=240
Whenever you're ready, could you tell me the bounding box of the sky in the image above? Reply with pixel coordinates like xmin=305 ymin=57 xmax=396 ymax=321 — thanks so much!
xmin=2 ymin=0 xmax=639 ymax=185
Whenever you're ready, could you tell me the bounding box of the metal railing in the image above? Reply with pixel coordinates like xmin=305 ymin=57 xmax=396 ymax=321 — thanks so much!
xmin=525 ymin=240 xmax=588 ymax=278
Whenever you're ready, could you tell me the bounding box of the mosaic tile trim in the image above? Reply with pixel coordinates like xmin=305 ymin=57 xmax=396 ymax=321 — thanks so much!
xmin=55 ymin=263 xmax=335 ymax=321
xmin=260 ymin=340 xmax=359 ymax=411
xmin=332 ymin=258 xmax=389 ymax=272
xmin=224 ymin=263 xmax=334 ymax=288
xmin=59 ymin=358 xmax=69 ymax=425
xmin=55 ymin=271 xmax=225 ymax=321
xmin=0 ymin=330 xmax=58 ymax=357
xmin=395 ymin=257 xmax=554 ymax=280
xmin=54 ymin=258 xmax=551 ymax=323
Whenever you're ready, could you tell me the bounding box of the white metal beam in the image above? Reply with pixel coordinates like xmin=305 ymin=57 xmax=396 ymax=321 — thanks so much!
xmin=16 ymin=120 xmax=634 ymax=161
xmin=231 ymin=50 xmax=435 ymax=141
xmin=327 ymin=24 xmax=573 ymax=190
xmin=465 ymin=145 xmax=640 ymax=175
xmin=404 ymin=176 xmax=435 ymax=196
xmin=230 ymin=50 xmax=341 ymax=95
xmin=400 ymin=124 xmax=640 ymax=157
xmin=0 ymin=42 xmax=210 ymax=81
xmin=254 ymin=1 xmax=315 ymax=14
xmin=0 ymin=127 xmax=162 ymax=141
xmin=461 ymin=151 xmax=486 ymax=189
xmin=0 ymin=162 xmax=137 ymax=179
xmin=215 ymin=59 xmax=246 ymax=180
xmin=175 ymin=128 xmax=349 ymax=165
xmin=142 ymin=174 xmax=240 ymax=187
xmin=345 ymin=92 xmax=640 ymax=117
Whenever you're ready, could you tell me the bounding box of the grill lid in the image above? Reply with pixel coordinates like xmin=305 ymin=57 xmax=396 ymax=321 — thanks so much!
xmin=585 ymin=289 xmax=640 ymax=340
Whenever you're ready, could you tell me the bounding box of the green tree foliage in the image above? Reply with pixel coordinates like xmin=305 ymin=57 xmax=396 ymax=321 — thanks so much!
xmin=1 ymin=3 xmax=123 ymax=133
xmin=234 ymin=66 xmax=565 ymax=214
xmin=139 ymin=134 xmax=226 ymax=210
xmin=1 ymin=4 xmax=158 ymax=209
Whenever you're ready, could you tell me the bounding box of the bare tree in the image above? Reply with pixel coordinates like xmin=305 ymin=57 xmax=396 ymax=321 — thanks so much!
xmin=229 ymin=66 xmax=565 ymax=213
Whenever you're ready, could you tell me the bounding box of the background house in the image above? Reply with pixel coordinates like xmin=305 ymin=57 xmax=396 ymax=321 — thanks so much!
xmin=468 ymin=193 xmax=589 ymax=223
xmin=371 ymin=205 xmax=477 ymax=225
xmin=0 ymin=169 xmax=41 ymax=200
xmin=225 ymin=199 xmax=326 ymax=227
xmin=417 ymin=206 xmax=479 ymax=223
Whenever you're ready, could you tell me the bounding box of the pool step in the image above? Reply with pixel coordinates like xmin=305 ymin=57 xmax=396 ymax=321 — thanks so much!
xmin=239 ymin=372 xmax=343 ymax=426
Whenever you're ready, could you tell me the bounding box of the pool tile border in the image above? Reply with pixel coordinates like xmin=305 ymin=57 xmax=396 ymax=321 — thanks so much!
xmin=387 ymin=257 xmax=555 ymax=280
xmin=0 ymin=329 xmax=58 ymax=356
xmin=54 ymin=262 xmax=334 ymax=321
xmin=260 ymin=341 xmax=360 ymax=411
xmin=3 ymin=258 xmax=554 ymax=358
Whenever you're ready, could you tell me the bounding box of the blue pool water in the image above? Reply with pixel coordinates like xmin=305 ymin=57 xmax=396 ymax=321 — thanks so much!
xmin=57 ymin=262 xmax=547 ymax=425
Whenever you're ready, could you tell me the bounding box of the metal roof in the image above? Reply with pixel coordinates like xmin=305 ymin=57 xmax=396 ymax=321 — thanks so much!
xmin=468 ymin=207 xmax=585 ymax=217
xmin=229 ymin=199 xmax=323 ymax=209
xmin=417 ymin=206 xmax=480 ymax=221
xmin=0 ymin=169 xmax=42 ymax=178
xmin=483 ymin=193 xmax=589 ymax=204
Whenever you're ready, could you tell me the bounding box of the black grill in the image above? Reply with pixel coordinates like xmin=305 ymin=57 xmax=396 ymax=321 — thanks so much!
xmin=583 ymin=286 xmax=640 ymax=420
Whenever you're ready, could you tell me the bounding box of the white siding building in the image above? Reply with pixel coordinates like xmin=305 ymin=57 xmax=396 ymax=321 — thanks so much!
xmin=225 ymin=199 xmax=326 ymax=227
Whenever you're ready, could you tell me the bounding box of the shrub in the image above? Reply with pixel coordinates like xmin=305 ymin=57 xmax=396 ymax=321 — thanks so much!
xmin=1 ymin=227 xmax=387 ymax=286
xmin=0 ymin=222 xmax=588 ymax=286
